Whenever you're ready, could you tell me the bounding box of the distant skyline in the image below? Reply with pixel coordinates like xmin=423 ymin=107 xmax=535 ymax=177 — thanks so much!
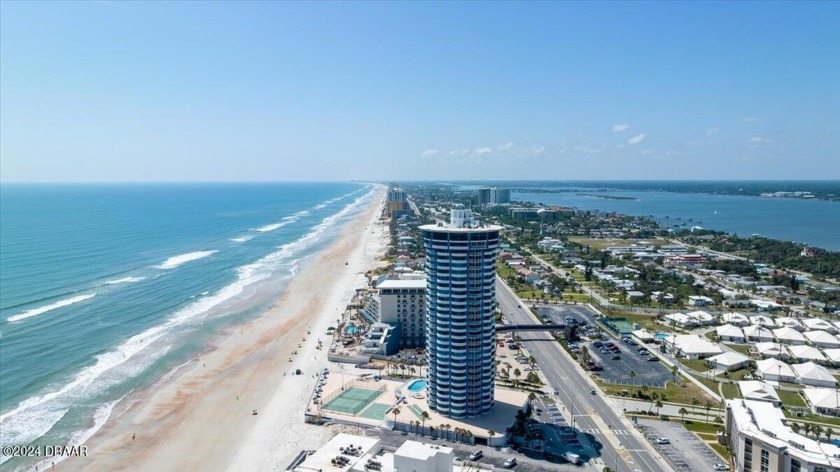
xmin=1 ymin=2 xmax=838 ymax=182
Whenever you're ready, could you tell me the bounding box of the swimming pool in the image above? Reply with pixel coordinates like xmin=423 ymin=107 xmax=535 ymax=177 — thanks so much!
xmin=407 ymin=379 xmax=428 ymax=392
xmin=346 ymin=325 xmax=359 ymax=334
xmin=655 ymin=332 xmax=668 ymax=340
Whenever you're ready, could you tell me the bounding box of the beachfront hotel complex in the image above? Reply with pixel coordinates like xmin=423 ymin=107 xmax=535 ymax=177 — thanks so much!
xmin=420 ymin=206 xmax=501 ymax=418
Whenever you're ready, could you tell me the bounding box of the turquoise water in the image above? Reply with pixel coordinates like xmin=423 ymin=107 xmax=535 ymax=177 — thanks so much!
xmin=655 ymin=333 xmax=668 ymax=340
xmin=407 ymin=379 xmax=428 ymax=392
xmin=515 ymin=189 xmax=840 ymax=251
xmin=0 ymin=182 xmax=374 ymax=468
xmin=345 ymin=325 xmax=359 ymax=334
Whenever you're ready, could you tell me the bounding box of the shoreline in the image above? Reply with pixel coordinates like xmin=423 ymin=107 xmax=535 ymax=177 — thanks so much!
xmin=58 ymin=185 xmax=388 ymax=472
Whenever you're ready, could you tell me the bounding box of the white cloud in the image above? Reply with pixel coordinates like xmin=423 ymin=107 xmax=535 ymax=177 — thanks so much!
xmin=573 ymin=144 xmax=605 ymax=155
xmin=641 ymin=148 xmax=655 ymax=155
xmin=747 ymin=137 xmax=774 ymax=148
xmin=627 ymin=133 xmax=646 ymax=145
xmin=706 ymin=128 xmax=719 ymax=136
xmin=497 ymin=142 xmax=514 ymax=151
xmin=612 ymin=124 xmax=630 ymax=132
xmin=420 ymin=149 xmax=439 ymax=157
xmin=528 ymin=145 xmax=545 ymax=155
xmin=473 ymin=147 xmax=493 ymax=156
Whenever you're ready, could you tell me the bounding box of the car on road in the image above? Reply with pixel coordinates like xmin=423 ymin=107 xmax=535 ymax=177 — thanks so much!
xmin=655 ymin=437 xmax=670 ymax=444
xmin=503 ymin=457 xmax=517 ymax=468
xmin=713 ymin=464 xmax=731 ymax=471
xmin=589 ymin=387 xmax=597 ymax=394
xmin=469 ymin=451 xmax=483 ymax=461
xmin=611 ymin=354 xmax=621 ymax=360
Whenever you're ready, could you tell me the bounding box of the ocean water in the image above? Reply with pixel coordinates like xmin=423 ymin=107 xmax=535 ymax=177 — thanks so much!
xmin=515 ymin=189 xmax=840 ymax=251
xmin=0 ymin=182 xmax=374 ymax=468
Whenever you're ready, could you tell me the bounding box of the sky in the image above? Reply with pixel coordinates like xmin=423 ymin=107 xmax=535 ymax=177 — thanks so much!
xmin=1 ymin=1 xmax=839 ymax=182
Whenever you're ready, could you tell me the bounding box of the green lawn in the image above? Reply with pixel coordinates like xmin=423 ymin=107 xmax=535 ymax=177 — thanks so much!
xmin=598 ymin=377 xmax=716 ymax=405
xmin=723 ymin=343 xmax=752 ymax=356
xmin=721 ymin=382 xmax=741 ymax=399
xmin=681 ymin=359 xmax=711 ymax=372
xmin=708 ymin=443 xmax=732 ymax=463
xmin=683 ymin=421 xmax=724 ymax=434
xmin=777 ymin=389 xmax=806 ymax=407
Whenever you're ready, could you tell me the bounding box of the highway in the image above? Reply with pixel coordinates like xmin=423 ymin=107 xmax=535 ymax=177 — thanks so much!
xmin=496 ymin=276 xmax=673 ymax=472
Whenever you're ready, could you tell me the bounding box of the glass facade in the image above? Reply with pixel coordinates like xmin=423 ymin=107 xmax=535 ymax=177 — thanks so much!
xmin=422 ymin=225 xmax=499 ymax=418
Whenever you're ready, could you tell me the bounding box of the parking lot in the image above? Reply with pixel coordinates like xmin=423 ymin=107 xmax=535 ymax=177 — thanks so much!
xmin=535 ymin=304 xmax=672 ymax=388
xmin=637 ymin=418 xmax=727 ymax=471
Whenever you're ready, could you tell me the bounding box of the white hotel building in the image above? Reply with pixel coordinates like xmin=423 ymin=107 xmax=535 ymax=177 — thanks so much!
xmin=377 ymin=276 xmax=426 ymax=348
xmin=726 ymin=399 xmax=840 ymax=472
xmin=421 ymin=206 xmax=500 ymax=418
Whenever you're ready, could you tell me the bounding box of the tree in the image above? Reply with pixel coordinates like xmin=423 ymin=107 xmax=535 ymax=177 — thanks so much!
xmin=827 ymin=428 xmax=834 ymax=442
xmin=421 ymin=410 xmax=430 ymax=435
xmin=629 ymin=370 xmax=637 ymax=385
xmin=513 ymin=368 xmax=522 ymax=387
xmin=678 ymin=407 xmax=688 ymax=423
xmin=655 ymin=399 xmax=663 ymax=416
xmin=528 ymin=392 xmax=537 ymax=410
xmin=813 ymin=424 xmax=823 ymax=440
xmin=487 ymin=429 xmax=496 ymax=440
xmin=391 ymin=407 xmax=401 ymax=427
xmin=704 ymin=400 xmax=712 ymax=423
xmin=791 ymin=423 xmax=801 ymax=434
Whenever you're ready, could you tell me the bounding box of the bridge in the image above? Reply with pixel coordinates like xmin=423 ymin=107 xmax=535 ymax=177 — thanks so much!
xmin=496 ymin=323 xmax=566 ymax=332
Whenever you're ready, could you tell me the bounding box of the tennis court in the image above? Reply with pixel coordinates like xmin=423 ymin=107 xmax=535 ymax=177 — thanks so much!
xmin=322 ymin=387 xmax=383 ymax=415
xmin=359 ymin=402 xmax=391 ymax=420
xmin=408 ymin=404 xmax=425 ymax=419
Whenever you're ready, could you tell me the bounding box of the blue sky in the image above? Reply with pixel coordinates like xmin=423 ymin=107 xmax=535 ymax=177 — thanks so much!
xmin=1 ymin=1 xmax=838 ymax=182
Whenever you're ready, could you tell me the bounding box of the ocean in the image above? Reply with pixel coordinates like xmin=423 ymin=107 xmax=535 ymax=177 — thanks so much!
xmin=0 ymin=182 xmax=375 ymax=469
xmin=513 ymin=188 xmax=840 ymax=251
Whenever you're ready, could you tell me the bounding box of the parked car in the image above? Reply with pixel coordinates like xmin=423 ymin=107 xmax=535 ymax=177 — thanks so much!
xmin=503 ymin=457 xmax=517 ymax=468
xmin=469 ymin=451 xmax=483 ymax=461
xmin=655 ymin=437 xmax=670 ymax=444
xmin=713 ymin=464 xmax=730 ymax=471
xmin=589 ymin=387 xmax=597 ymax=395
xmin=611 ymin=354 xmax=621 ymax=360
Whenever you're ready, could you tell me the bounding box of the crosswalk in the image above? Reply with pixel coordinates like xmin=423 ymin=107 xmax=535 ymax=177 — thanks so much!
xmin=583 ymin=428 xmax=634 ymax=436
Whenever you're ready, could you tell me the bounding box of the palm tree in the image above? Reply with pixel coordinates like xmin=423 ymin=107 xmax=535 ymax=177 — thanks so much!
xmin=704 ymin=400 xmax=712 ymax=423
xmin=671 ymin=365 xmax=680 ymax=385
xmin=513 ymin=368 xmax=522 ymax=387
xmin=692 ymin=397 xmax=700 ymax=414
xmin=487 ymin=429 xmax=496 ymax=440
xmin=528 ymin=355 xmax=537 ymax=370
xmin=803 ymin=422 xmax=812 ymax=437
xmin=826 ymin=428 xmax=834 ymax=442
xmin=678 ymin=407 xmax=688 ymax=423
xmin=629 ymin=370 xmax=637 ymax=386
xmin=528 ymin=392 xmax=537 ymax=410
xmin=391 ymin=407 xmax=401 ymax=427
xmin=420 ymin=411 xmax=430 ymax=435
xmin=655 ymin=399 xmax=663 ymax=416
xmin=791 ymin=423 xmax=801 ymax=434
xmin=813 ymin=424 xmax=823 ymax=440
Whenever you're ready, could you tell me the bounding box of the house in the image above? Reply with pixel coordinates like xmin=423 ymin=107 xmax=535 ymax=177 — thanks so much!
xmin=516 ymin=268 xmax=539 ymax=283
xmin=802 ymin=318 xmax=839 ymax=334
xmin=664 ymin=334 xmax=723 ymax=359
xmin=706 ymin=351 xmax=751 ymax=371
xmin=688 ymin=295 xmax=714 ymax=307
xmin=752 ymin=342 xmax=790 ymax=360
xmin=743 ymin=325 xmax=775 ymax=342
xmin=626 ymin=290 xmax=645 ymax=300
xmin=772 ymin=327 xmax=807 ymax=345
xmin=803 ymin=330 xmax=840 ymax=349
xmin=792 ymin=362 xmax=837 ymax=387
xmin=687 ymin=310 xmax=716 ymax=325
xmin=738 ymin=380 xmax=782 ymax=407
xmin=823 ymin=348 xmax=840 ymax=367
xmin=756 ymin=358 xmax=796 ymax=383
xmin=721 ymin=312 xmax=750 ymax=327
xmin=802 ymin=388 xmax=840 ymax=417
xmin=663 ymin=312 xmax=696 ymax=328
xmin=651 ymin=291 xmax=676 ymax=303
xmin=751 ymin=299 xmax=783 ymax=311
xmin=785 ymin=345 xmax=827 ymax=363
xmin=632 ymin=329 xmax=655 ymax=343
xmin=748 ymin=314 xmax=776 ymax=327
xmin=774 ymin=317 xmax=804 ymax=330
xmin=716 ymin=324 xmax=746 ymax=343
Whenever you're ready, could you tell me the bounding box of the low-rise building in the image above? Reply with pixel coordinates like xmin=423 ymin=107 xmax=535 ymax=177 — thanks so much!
xmin=706 ymin=351 xmax=751 ymax=371
xmin=802 ymin=388 xmax=840 ymax=417
xmin=737 ymin=380 xmax=781 ymax=407
xmin=716 ymin=324 xmax=746 ymax=342
xmin=752 ymin=342 xmax=790 ymax=360
xmin=791 ymin=361 xmax=837 ymax=388
xmin=664 ymin=334 xmax=722 ymax=359
xmin=722 ymin=312 xmax=751 ymax=327
xmin=756 ymin=358 xmax=796 ymax=383
xmin=290 ymin=433 xmax=456 ymax=472
xmin=802 ymin=317 xmax=838 ymax=334
xmin=772 ymin=327 xmax=807 ymax=345
xmin=785 ymin=345 xmax=827 ymax=363
xmin=743 ymin=325 xmax=775 ymax=342
xmin=688 ymin=295 xmax=714 ymax=306
xmin=823 ymin=348 xmax=840 ymax=367
xmin=803 ymin=330 xmax=840 ymax=349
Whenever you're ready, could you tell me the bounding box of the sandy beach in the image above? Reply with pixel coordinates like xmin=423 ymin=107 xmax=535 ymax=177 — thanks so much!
xmin=59 ymin=185 xmax=388 ymax=472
